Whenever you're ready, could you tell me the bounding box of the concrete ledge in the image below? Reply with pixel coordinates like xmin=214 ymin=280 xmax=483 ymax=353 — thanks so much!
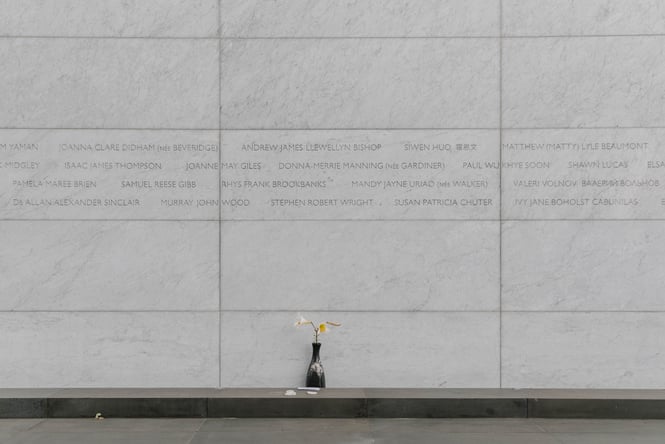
xmin=208 ymin=398 xmax=367 ymax=418
xmin=2 ymin=389 xmax=665 ymax=419
xmin=48 ymin=398 xmax=207 ymax=418
xmin=0 ymin=399 xmax=47 ymax=418
xmin=529 ymin=399 xmax=665 ymax=419
xmin=367 ymin=398 xmax=526 ymax=418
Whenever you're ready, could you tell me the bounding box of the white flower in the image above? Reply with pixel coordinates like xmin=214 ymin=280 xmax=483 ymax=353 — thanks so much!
xmin=294 ymin=315 xmax=312 ymax=327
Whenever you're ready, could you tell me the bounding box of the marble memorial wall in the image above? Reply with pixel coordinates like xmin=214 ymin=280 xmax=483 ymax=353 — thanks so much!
xmin=1 ymin=0 xmax=664 ymax=388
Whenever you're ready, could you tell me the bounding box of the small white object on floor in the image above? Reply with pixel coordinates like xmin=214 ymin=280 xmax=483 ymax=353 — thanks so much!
xmin=284 ymin=390 xmax=297 ymax=396
xmin=94 ymin=413 xmax=104 ymax=420
xmin=306 ymin=391 xmax=318 ymax=395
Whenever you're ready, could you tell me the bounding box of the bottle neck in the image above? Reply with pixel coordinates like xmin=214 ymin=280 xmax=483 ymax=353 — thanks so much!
xmin=311 ymin=342 xmax=322 ymax=360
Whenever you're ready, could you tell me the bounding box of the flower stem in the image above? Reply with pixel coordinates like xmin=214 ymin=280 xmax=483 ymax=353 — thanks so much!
xmin=312 ymin=323 xmax=319 ymax=343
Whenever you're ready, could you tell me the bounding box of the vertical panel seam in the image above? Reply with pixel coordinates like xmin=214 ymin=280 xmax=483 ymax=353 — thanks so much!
xmin=499 ymin=0 xmax=504 ymax=389
xmin=218 ymin=0 xmax=223 ymax=390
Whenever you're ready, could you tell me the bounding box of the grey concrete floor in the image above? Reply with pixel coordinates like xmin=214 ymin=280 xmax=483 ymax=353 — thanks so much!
xmin=2 ymin=418 xmax=665 ymax=443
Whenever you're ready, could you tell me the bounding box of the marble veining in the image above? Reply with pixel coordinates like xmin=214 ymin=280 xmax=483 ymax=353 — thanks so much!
xmin=220 ymin=39 xmax=499 ymax=129
xmin=0 ymin=312 xmax=219 ymax=387
xmin=1 ymin=0 xmax=664 ymax=390
xmin=502 ymin=128 xmax=665 ymax=219
xmin=0 ymin=39 xmax=218 ymax=128
xmin=503 ymin=221 xmax=665 ymax=311
xmin=221 ymin=130 xmax=500 ymax=220
xmin=503 ymin=37 xmax=665 ymax=128
xmin=503 ymin=313 xmax=665 ymax=388
xmin=0 ymin=130 xmax=220 ymax=220
xmin=0 ymin=221 xmax=219 ymax=311
xmin=220 ymin=312 xmax=500 ymax=388
xmin=222 ymin=221 xmax=499 ymax=311
xmin=503 ymin=0 xmax=665 ymax=36
xmin=0 ymin=0 xmax=219 ymax=37
xmin=221 ymin=0 xmax=499 ymax=37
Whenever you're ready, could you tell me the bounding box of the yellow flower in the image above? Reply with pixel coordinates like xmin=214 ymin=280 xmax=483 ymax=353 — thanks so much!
xmin=319 ymin=323 xmax=327 ymax=333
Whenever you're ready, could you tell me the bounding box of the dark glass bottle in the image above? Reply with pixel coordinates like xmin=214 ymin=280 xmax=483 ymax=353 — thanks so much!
xmin=305 ymin=342 xmax=326 ymax=388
